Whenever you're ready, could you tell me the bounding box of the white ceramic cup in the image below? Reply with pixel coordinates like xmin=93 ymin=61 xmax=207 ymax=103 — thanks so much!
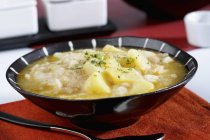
xmin=42 ymin=0 xmax=107 ymax=31
xmin=0 ymin=0 xmax=38 ymax=39
xmin=184 ymin=11 xmax=210 ymax=47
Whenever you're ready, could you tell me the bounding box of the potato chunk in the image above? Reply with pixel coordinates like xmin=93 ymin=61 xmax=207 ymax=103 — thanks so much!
xmin=105 ymin=67 xmax=142 ymax=84
xmin=128 ymin=49 xmax=151 ymax=72
xmin=83 ymin=72 xmax=111 ymax=94
xmin=112 ymin=85 xmax=128 ymax=97
xmin=83 ymin=61 xmax=103 ymax=76
xmin=103 ymin=44 xmax=125 ymax=53
xmin=140 ymin=50 xmax=160 ymax=64
xmin=118 ymin=57 xmax=136 ymax=68
xmin=144 ymin=74 xmax=159 ymax=83
xmin=105 ymin=58 xmax=120 ymax=68
xmin=129 ymin=79 xmax=154 ymax=95
xmin=162 ymin=56 xmax=173 ymax=63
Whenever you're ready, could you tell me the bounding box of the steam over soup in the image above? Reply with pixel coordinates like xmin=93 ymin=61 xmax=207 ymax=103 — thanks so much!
xmin=18 ymin=45 xmax=187 ymax=99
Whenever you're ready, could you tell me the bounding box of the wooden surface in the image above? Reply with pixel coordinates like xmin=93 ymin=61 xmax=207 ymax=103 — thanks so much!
xmin=0 ymin=88 xmax=209 ymax=140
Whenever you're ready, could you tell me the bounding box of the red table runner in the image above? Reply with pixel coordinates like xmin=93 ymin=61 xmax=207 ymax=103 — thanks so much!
xmin=0 ymin=88 xmax=210 ymax=140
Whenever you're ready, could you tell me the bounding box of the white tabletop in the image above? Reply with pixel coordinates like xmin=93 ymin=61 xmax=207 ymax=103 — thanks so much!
xmin=0 ymin=48 xmax=209 ymax=105
xmin=186 ymin=48 xmax=210 ymax=102
xmin=0 ymin=48 xmax=32 ymax=104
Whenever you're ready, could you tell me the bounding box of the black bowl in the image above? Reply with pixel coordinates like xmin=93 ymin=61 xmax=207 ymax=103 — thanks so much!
xmin=124 ymin=0 xmax=210 ymax=20
xmin=6 ymin=37 xmax=197 ymax=130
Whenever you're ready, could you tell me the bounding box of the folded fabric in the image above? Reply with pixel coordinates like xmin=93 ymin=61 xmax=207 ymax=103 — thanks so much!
xmin=0 ymin=88 xmax=209 ymax=140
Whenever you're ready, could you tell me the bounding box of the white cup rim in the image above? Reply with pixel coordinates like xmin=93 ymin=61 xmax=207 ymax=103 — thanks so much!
xmin=184 ymin=10 xmax=210 ymax=26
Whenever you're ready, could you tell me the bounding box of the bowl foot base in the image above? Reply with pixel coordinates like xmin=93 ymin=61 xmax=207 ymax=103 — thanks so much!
xmin=71 ymin=118 xmax=139 ymax=131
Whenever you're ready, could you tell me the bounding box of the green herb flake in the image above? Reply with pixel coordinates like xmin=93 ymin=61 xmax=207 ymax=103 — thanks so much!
xmin=90 ymin=59 xmax=97 ymax=64
xmin=126 ymin=57 xmax=135 ymax=65
xmin=85 ymin=51 xmax=88 ymax=55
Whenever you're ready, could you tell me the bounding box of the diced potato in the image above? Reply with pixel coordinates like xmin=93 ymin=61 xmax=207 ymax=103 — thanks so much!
xmin=103 ymin=44 xmax=125 ymax=53
xmin=83 ymin=72 xmax=111 ymax=94
xmin=105 ymin=58 xmax=120 ymax=68
xmin=129 ymin=79 xmax=154 ymax=95
xmin=144 ymin=74 xmax=159 ymax=83
xmin=83 ymin=61 xmax=103 ymax=76
xmin=105 ymin=67 xmax=142 ymax=84
xmin=140 ymin=50 xmax=160 ymax=64
xmin=152 ymin=65 xmax=167 ymax=74
xmin=128 ymin=49 xmax=151 ymax=72
xmin=112 ymin=85 xmax=128 ymax=97
xmin=118 ymin=56 xmax=136 ymax=68
xmin=162 ymin=56 xmax=173 ymax=63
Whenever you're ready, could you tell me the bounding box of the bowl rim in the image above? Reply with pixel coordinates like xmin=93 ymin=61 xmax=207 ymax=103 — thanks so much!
xmin=6 ymin=36 xmax=198 ymax=102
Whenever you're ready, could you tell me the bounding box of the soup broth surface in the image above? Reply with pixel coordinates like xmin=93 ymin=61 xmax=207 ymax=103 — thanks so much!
xmin=18 ymin=45 xmax=187 ymax=99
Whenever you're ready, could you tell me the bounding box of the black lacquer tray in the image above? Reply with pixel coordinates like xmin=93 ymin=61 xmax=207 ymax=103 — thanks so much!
xmin=0 ymin=18 xmax=116 ymax=51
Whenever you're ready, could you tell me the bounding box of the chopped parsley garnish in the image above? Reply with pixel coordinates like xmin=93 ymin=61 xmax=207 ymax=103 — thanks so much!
xmin=126 ymin=57 xmax=135 ymax=65
xmin=117 ymin=68 xmax=132 ymax=73
xmin=84 ymin=51 xmax=107 ymax=67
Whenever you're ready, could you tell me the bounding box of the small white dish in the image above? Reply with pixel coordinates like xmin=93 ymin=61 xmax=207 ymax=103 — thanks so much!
xmin=0 ymin=0 xmax=38 ymax=39
xmin=184 ymin=11 xmax=210 ymax=47
xmin=42 ymin=0 xmax=108 ymax=31
xmin=186 ymin=48 xmax=210 ymax=103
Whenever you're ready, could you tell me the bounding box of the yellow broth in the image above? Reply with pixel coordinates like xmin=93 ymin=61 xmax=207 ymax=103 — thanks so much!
xmin=18 ymin=45 xmax=187 ymax=99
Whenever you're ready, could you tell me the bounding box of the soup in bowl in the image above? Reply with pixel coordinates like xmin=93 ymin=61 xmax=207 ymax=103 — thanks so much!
xmin=6 ymin=37 xmax=197 ymax=130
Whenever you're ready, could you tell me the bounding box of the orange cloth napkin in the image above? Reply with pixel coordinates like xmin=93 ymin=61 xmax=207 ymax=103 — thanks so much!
xmin=0 ymin=88 xmax=210 ymax=140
